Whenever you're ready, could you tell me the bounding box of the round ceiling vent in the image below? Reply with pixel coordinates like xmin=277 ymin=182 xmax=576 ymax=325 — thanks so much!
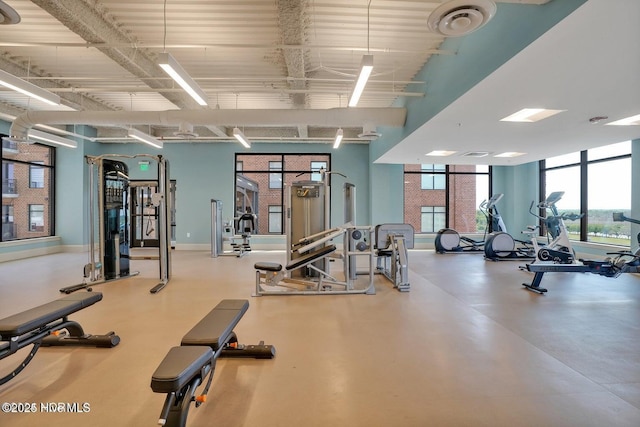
xmin=0 ymin=1 xmax=20 ymax=25
xmin=427 ymin=0 xmax=496 ymax=37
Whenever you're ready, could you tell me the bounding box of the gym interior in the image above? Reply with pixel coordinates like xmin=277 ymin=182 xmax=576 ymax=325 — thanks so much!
xmin=1 ymin=1 xmax=640 ymax=426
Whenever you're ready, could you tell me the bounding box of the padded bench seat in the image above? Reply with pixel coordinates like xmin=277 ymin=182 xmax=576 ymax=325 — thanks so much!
xmin=181 ymin=299 xmax=249 ymax=350
xmin=0 ymin=292 xmax=102 ymax=338
xmin=254 ymin=262 xmax=282 ymax=272
xmin=151 ymin=346 xmax=214 ymax=393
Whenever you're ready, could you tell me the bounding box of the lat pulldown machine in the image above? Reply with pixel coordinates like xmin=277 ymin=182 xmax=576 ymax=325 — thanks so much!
xmin=60 ymin=154 xmax=172 ymax=294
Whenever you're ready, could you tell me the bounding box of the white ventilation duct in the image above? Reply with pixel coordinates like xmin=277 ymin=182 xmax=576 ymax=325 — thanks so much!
xmin=9 ymin=108 xmax=407 ymax=141
xmin=427 ymin=0 xmax=497 ymax=37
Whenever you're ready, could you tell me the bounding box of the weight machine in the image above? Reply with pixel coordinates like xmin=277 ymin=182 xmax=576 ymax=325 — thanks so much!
xmin=211 ymin=199 xmax=253 ymax=258
xmin=60 ymin=154 xmax=172 ymax=294
xmin=253 ymin=169 xmax=375 ymax=296
xmin=374 ymin=224 xmax=414 ymax=292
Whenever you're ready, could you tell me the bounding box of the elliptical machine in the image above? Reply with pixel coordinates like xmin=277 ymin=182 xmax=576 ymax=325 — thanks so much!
xmin=483 ymin=197 xmax=535 ymax=261
xmin=524 ymin=191 xmax=582 ymax=264
xmin=435 ymin=194 xmax=504 ymax=254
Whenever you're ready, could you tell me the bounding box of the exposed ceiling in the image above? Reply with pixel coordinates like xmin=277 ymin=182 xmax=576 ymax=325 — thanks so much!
xmin=0 ymin=0 xmax=637 ymax=165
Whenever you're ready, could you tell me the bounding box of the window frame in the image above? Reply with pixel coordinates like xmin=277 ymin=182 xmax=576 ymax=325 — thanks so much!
xmin=540 ymin=142 xmax=632 ymax=244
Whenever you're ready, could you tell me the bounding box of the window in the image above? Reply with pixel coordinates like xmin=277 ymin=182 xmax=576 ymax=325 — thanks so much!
xmin=421 ymin=206 xmax=446 ymax=232
xmin=30 ymin=162 xmax=45 ymax=188
xmin=268 ymin=205 xmax=282 ymax=233
xmin=2 ymin=162 xmax=16 ymax=195
xmin=420 ymin=164 xmax=446 ymax=190
xmin=235 ymin=154 xmax=330 ymax=235
xmin=404 ymin=164 xmax=490 ymax=233
xmin=540 ymin=141 xmax=632 ymax=245
xmin=1 ymin=140 xmax=54 ymax=241
xmin=310 ymin=161 xmax=327 ymax=182
xmin=269 ymin=161 xmax=282 ymax=189
xmin=29 ymin=204 xmax=44 ymax=232
xmin=2 ymin=204 xmax=15 ymax=240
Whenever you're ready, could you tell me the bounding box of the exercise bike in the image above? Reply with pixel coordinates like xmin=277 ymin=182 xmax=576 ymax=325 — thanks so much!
xmin=524 ymin=191 xmax=582 ymax=264
xmin=435 ymin=194 xmax=504 ymax=254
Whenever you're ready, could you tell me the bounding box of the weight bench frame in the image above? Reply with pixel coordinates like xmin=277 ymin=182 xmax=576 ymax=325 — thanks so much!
xmin=151 ymin=299 xmax=275 ymax=427
xmin=375 ymin=224 xmax=414 ymax=292
xmin=0 ymin=292 xmax=120 ymax=386
xmin=253 ymin=244 xmax=348 ymax=296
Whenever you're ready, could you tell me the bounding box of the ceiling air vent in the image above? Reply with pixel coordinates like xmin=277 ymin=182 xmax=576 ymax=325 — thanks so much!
xmin=463 ymin=151 xmax=490 ymax=157
xmin=173 ymin=121 xmax=198 ymax=139
xmin=358 ymin=122 xmax=381 ymax=140
xmin=427 ymin=0 xmax=497 ymax=37
xmin=0 ymin=1 xmax=20 ymax=25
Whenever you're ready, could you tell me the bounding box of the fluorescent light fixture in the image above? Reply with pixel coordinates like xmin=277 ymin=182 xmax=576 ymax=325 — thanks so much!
xmin=128 ymin=128 xmax=163 ymax=149
xmin=158 ymin=52 xmax=208 ymax=106
xmin=348 ymin=54 xmax=373 ymax=107
xmin=333 ymin=128 xmax=344 ymax=149
xmin=494 ymin=152 xmax=526 ymax=158
xmin=28 ymin=129 xmax=77 ymax=148
xmin=606 ymin=114 xmax=640 ymax=126
xmin=500 ymin=108 xmax=565 ymax=123
xmin=425 ymin=150 xmax=456 ymax=156
xmin=233 ymin=127 xmax=251 ymax=148
xmin=0 ymin=69 xmax=61 ymax=106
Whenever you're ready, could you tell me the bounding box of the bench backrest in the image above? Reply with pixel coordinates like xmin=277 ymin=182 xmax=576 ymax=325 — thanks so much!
xmin=181 ymin=299 xmax=249 ymax=350
xmin=0 ymin=292 xmax=103 ymax=338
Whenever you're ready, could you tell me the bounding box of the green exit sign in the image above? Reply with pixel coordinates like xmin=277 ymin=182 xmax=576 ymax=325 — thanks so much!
xmin=139 ymin=161 xmax=150 ymax=171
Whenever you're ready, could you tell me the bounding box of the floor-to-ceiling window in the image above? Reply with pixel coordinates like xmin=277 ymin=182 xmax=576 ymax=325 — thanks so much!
xmin=540 ymin=141 xmax=631 ymax=245
xmin=1 ymin=138 xmax=55 ymax=241
xmin=404 ymin=164 xmax=491 ymax=233
xmin=235 ymin=153 xmax=331 ymax=235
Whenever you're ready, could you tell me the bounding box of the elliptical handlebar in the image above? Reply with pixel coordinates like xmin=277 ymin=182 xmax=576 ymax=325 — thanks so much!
xmin=560 ymin=212 xmax=584 ymax=221
xmin=613 ymin=212 xmax=640 ymax=225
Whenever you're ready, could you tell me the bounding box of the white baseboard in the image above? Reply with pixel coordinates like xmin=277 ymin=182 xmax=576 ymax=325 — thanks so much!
xmin=0 ymin=237 xmax=62 ymax=262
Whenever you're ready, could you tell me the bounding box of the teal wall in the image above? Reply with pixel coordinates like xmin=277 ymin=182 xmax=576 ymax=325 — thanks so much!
xmin=492 ymin=162 xmax=539 ymax=237
xmin=71 ymin=141 xmax=371 ymax=246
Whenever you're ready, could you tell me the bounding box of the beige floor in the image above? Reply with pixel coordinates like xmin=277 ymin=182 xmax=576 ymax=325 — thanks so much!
xmin=1 ymin=249 xmax=640 ymax=427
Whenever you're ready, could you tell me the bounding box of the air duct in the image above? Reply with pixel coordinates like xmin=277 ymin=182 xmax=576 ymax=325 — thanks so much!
xmin=9 ymin=108 xmax=407 ymax=141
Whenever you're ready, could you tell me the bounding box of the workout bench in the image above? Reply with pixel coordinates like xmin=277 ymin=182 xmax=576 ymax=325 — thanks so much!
xmin=151 ymin=299 xmax=275 ymax=427
xmin=0 ymin=292 xmax=120 ymax=386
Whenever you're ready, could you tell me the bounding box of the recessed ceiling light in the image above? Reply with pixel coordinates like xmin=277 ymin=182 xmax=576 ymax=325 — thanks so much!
xmin=606 ymin=113 xmax=640 ymax=126
xmin=494 ymin=152 xmax=526 ymax=158
xmin=500 ymin=108 xmax=565 ymax=123
xmin=426 ymin=150 xmax=456 ymax=156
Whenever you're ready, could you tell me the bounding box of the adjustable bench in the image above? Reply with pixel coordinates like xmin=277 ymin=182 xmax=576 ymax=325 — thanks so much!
xmin=151 ymin=299 xmax=275 ymax=427
xmin=0 ymin=292 xmax=120 ymax=386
